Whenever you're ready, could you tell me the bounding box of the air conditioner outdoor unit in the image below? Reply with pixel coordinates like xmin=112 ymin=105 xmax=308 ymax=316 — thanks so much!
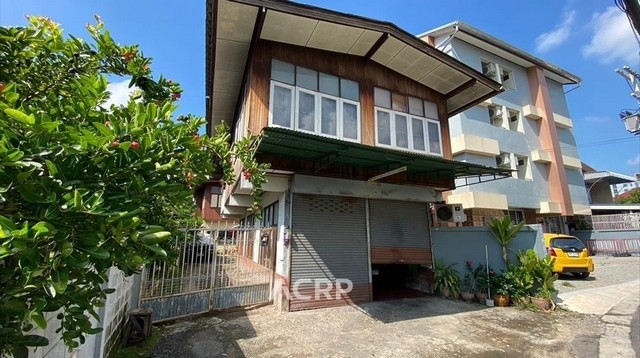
xmin=482 ymin=63 xmax=496 ymax=78
xmin=496 ymin=153 xmax=512 ymax=167
xmin=435 ymin=204 xmax=467 ymax=223
xmin=489 ymin=106 xmax=503 ymax=120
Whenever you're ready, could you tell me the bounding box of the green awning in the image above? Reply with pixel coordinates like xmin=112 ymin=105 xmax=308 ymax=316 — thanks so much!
xmin=256 ymin=127 xmax=512 ymax=185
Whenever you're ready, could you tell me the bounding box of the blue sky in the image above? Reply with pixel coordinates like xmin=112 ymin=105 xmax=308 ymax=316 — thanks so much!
xmin=1 ymin=0 xmax=639 ymax=176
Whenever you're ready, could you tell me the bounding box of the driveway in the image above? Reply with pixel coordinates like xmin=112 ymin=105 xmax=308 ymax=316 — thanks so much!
xmin=150 ymin=256 xmax=639 ymax=358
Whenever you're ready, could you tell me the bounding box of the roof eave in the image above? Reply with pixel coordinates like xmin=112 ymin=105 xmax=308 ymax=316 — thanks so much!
xmin=420 ymin=21 xmax=582 ymax=85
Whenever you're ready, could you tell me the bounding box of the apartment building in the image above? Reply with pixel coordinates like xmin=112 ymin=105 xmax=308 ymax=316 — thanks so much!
xmin=419 ymin=22 xmax=591 ymax=232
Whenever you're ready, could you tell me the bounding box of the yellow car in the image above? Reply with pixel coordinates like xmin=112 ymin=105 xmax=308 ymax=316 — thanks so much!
xmin=543 ymin=234 xmax=594 ymax=279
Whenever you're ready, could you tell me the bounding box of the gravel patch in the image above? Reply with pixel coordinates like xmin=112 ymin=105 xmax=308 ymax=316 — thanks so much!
xmin=555 ymin=255 xmax=640 ymax=294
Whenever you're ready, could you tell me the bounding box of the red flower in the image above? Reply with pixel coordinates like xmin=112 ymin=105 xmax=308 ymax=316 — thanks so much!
xmin=131 ymin=141 xmax=140 ymax=150
xmin=0 ymin=82 xmax=5 ymax=92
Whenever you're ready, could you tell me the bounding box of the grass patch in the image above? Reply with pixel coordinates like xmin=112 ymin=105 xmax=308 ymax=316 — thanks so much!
xmin=113 ymin=327 xmax=161 ymax=358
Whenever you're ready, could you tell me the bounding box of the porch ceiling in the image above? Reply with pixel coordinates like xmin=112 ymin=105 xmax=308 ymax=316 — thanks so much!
xmin=256 ymin=127 xmax=513 ymax=182
xmin=206 ymin=0 xmax=503 ymax=133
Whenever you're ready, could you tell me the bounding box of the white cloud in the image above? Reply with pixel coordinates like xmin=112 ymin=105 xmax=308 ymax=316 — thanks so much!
xmin=104 ymin=79 xmax=138 ymax=107
xmin=628 ymin=153 xmax=640 ymax=167
xmin=582 ymin=7 xmax=638 ymax=64
xmin=535 ymin=10 xmax=576 ymax=53
xmin=583 ymin=115 xmax=609 ymax=123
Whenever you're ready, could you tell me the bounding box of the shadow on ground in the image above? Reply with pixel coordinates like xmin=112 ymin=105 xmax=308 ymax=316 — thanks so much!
xmin=356 ymin=296 xmax=489 ymax=324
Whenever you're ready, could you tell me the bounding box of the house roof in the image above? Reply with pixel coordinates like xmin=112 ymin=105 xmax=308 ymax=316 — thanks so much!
xmin=584 ymin=171 xmax=637 ymax=185
xmin=206 ymin=0 xmax=504 ymax=134
xmin=418 ymin=21 xmax=582 ymax=86
xmin=257 ymin=127 xmax=513 ymax=184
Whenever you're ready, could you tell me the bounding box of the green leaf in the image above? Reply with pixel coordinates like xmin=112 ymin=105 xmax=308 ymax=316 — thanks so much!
xmin=92 ymin=122 xmax=112 ymax=137
xmin=144 ymin=244 xmax=167 ymax=258
xmin=51 ymin=268 xmax=69 ymax=294
xmin=61 ymin=242 xmax=73 ymax=257
xmin=4 ymin=108 xmax=35 ymax=125
xmin=78 ymin=246 xmax=110 ymax=260
xmin=32 ymin=221 xmax=54 ymax=238
xmin=43 ymin=281 xmax=56 ymax=298
xmin=3 ymin=148 xmax=24 ymax=162
xmin=31 ymin=312 xmax=47 ymax=330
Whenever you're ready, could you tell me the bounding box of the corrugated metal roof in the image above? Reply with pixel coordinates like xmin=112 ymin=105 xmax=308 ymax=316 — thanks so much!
xmin=584 ymin=171 xmax=636 ymax=184
xmin=206 ymin=0 xmax=504 ymax=133
xmin=257 ymin=127 xmax=512 ymax=180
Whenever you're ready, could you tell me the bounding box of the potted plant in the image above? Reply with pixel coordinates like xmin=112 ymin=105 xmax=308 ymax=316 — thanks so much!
xmin=474 ymin=263 xmax=490 ymax=303
xmin=460 ymin=260 xmax=477 ymax=303
xmin=433 ymin=259 xmax=460 ymax=299
xmin=531 ymin=255 xmax=558 ymax=311
xmin=491 ymin=273 xmax=512 ymax=307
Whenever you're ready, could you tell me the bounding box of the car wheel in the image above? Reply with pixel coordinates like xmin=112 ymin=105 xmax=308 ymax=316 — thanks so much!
xmin=575 ymin=272 xmax=590 ymax=279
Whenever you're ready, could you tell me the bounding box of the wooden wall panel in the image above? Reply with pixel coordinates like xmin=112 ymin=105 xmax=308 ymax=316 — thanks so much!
xmin=248 ymin=40 xmax=448 ymax=139
xmin=370 ymin=247 xmax=432 ymax=265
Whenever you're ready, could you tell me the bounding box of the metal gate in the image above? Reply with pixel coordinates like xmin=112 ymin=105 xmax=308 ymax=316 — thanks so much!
xmin=138 ymin=226 xmax=277 ymax=322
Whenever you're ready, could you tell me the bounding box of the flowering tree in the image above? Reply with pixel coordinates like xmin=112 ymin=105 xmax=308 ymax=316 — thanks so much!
xmin=0 ymin=17 xmax=267 ymax=356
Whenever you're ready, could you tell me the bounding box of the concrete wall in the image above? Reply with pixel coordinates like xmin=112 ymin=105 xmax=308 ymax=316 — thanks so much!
xmin=28 ymin=268 xmax=135 ymax=358
xmin=431 ymin=225 xmax=544 ymax=273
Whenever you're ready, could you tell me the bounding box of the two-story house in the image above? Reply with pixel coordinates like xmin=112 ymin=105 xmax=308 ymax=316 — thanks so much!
xmin=419 ymin=22 xmax=592 ymax=233
xmin=203 ymin=0 xmax=511 ymax=311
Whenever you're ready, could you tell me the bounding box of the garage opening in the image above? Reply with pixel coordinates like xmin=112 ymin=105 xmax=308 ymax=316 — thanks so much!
xmin=371 ymin=264 xmax=430 ymax=301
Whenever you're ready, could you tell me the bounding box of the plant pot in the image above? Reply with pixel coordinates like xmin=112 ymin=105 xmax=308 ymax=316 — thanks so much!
xmin=461 ymin=291 xmax=474 ymax=303
xmin=475 ymin=292 xmax=488 ymax=303
xmin=512 ymin=296 xmax=531 ymax=307
xmin=531 ymin=297 xmax=552 ymax=311
xmin=441 ymin=287 xmax=450 ymax=298
xmin=492 ymin=293 xmax=510 ymax=307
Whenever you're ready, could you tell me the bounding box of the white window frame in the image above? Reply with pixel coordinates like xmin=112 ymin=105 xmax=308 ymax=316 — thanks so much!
xmin=269 ymin=80 xmax=361 ymax=142
xmin=339 ymin=98 xmax=361 ymax=143
xmin=294 ymin=87 xmax=318 ymax=134
xmin=269 ymin=81 xmax=295 ymax=129
xmin=375 ymin=107 xmax=443 ymax=156
xmin=425 ymin=117 xmax=443 ymax=156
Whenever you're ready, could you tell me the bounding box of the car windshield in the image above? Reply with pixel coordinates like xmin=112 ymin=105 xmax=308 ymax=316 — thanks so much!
xmin=551 ymin=237 xmax=586 ymax=250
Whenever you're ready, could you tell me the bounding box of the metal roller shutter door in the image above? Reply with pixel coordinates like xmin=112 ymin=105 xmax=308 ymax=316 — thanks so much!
xmin=369 ymin=200 xmax=432 ymax=264
xmin=290 ymin=194 xmax=370 ymax=310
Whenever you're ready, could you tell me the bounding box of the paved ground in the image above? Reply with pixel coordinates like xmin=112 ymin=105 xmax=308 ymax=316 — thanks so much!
xmin=150 ymin=256 xmax=640 ymax=358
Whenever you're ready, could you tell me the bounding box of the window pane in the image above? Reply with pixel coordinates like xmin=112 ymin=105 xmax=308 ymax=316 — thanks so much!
xmin=340 ymin=79 xmax=359 ymax=101
xmin=412 ymin=118 xmax=425 ymax=151
xmin=377 ymin=110 xmax=391 ymax=145
xmin=374 ymin=87 xmax=391 ymax=108
xmin=395 ymin=114 xmax=408 ymax=148
xmin=296 ymin=66 xmax=317 ymax=91
xmin=297 ymin=91 xmax=316 ymax=132
xmin=408 ymin=97 xmax=424 ymax=116
xmin=342 ymin=102 xmax=358 ymax=140
xmin=424 ymin=101 xmax=438 ymax=119
xmin=272 ymin=85 xmax=292 ymax=127
xmin=427 ymin=121 xmax=441 ymax=154
xmin=392 ymin=93 xmax=407 ymax=112
xmin=321 ymin=97 xmax=337 ymax=136
xmin=319 ymin=73 xmax=339 ymax=96
xmin=271 ymin=59 xmax=295 ymax=85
